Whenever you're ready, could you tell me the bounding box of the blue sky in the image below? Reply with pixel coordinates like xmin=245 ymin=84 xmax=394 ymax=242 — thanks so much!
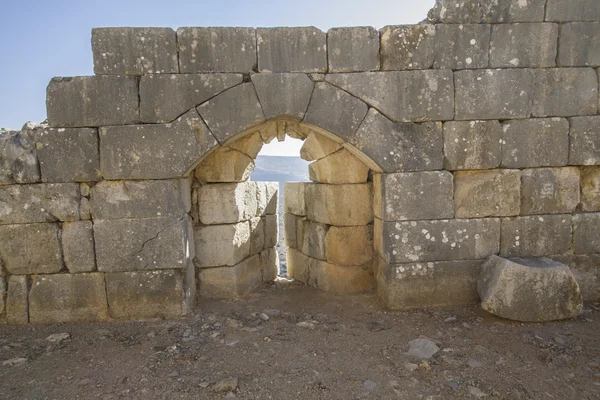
xmin=0 ymin=0 xmax=434 ymax=154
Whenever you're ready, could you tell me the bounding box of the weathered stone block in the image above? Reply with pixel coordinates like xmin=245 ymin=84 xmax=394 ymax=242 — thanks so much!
xmin=546 ymin=0 xmax=600 ymax=22
xmin=557 ymin=23 xmax=600 ymax=67
xmin=283 ymin=182 xmax=306 ymax=216
xmin=264 ymin=214 xmax=278 ymax=248
xmin=376 ymin=218 xmax=500 ymax=263
xmin=300 ymin=221 xmax=328 ymax=261
xmin=455 ymin=69 xmax=534 ymax=120
xmin=106 ymin=270 xmax=185 ymax=319
xmin=198 ymin=182 xmax=258 ymax=224
xmin=47 ymin=76 xmax=139 ymax=128
xmin=284 ymin=213 xmax=303 ymax=249
xmin=573 ymin=213 xmax=600 ymax=254
xmin=256 ymin=182 xmax=278 ymax=216
xmin=260 ymin=248 xmax=279 ymax=282
xmin=325 ymin=225 xmax=372 ymax=266
xmin=533 ymin=68 xmax=598 ymax=117
xmin=328 ymin=27 xmax=380 ymax=72
xmin=62 ymin=221 xmax=96 ymax=273
xmin=502 ymin=118 xmax=569 ymax=168
xmin=428 ymin=0 xmax=546 ymax=23
xmin=195 ymin=147 xmax=254 ymax=183
xmin=257 ymin=27 xmax=327 ymax=72
xmin=92 ymin=28 xmax=178 ymax=75
xmin=287 ymin=248 xmax=310 ymax=283
xmin=308 ymin=258 xmax=374 ymax=294
xmin=434 ymin=24 xmax=490 ymax=69
xmin=300 ymin=133 xmax=342 ymax=162
xmin=326 ymin=70 xmax=454 ymax=123
xmin=140 ymin=74 xmax=243 ymax=123
xmin=194 ymin=222 xmax=250 ymax=267
xmin=91 ymin=179 xmax=191 ymax=220
xmin=553 ymin=254 xmax=600 ymax=301
xmin=581 ymin=167 xmax=600 ymax=211
xmin=0 ymin=126 xmax=40 ymax=185
xmin=6 ymin=276 xmax=28 ymax=325
xmin=251 ymin=73 xmax=314 ymax=119
xmin=454 ymin=170 xmax=521 ymax=218
xmin=490 ymin=23 xmax=558 ymax=68
xmin=94 ymin=216 xmax=192 ymax=272
xmin=177 ymin=27 xmax=256 ymax=73
xmin=29 ymin=273 xmax=108 ymax=324
xmin=380 ymin=24 xmax=435 ymax=70
xmin=308 ymin=149 xmax=369 ymax=184
xmin=0 ymin=183 xmax=80 ymax=224
xmin=521 ymin=167 xmax=581 ymax=215
xmin=443 ymin=120 xmax=502 ymax=170
xmin=500 ymin=215 xmax=572 ymax=257
xmin=306 ymin=184 xmax=373 ymax=226
xmin=198 ymin=254 xmax=263 ymax=298
xmin=374 ymin=171 xmax=454 ymax=221
xmin=250 ymin=217 xmax=265 ymax=255
xmin=227 ymin=131 xmax=264 ymax=159
xmin=0 ymin=277 xmax=5 ymax=315
xmin=569 ymin=116 xmax=600 ymax=165
xmin=0 ymin=223 xmax=62 ymax=275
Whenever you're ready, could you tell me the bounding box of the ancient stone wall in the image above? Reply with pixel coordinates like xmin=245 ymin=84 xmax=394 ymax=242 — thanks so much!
xmin=0 ymin=0 xmax=599 ymax=324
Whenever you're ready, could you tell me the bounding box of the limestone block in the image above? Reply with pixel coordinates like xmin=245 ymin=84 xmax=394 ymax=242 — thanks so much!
xmin=287 ymin=248 xmax=309 ymax=283
xmin=569 ymin=116 xmax=600 ymax=165
xmin=308 ymin=149 xmax=369 ymax=184
xmin=264 ymin=214 xmax=278 ymax=248
xmin=0 ymin=223 xmax=62 ymax=275
xmin=251 ymin=73 xmax=314 ymax=119
xmin=140 ymin=73 xmax=243 ymax=123
xmin=300 ymin=133 xmax=342 ymax=162
xmin=6 ymin=276 xmax=28 ymax=325
xmin=559 ymin=23 xmax=600 ymax=67
xmin=325 ymin=226 xmax=372 ymax=266
xmin=374 ymin=172 xmax=453 ymax=221
xmin=328 ymin=27 xmax=379 ymax=72
xmin=283 ymin=182 xmax=306 ymax=216
xmin=533 ymin=68 xmax=598 ymax=117
xmin=257 ymin=27 xmax=327 ymax=72
xmin=376 ymin=218 xmax=500 ymax=263
xmin=478 ymin=256 xmax=583 ymax=322
xmin=198 ymin=254 xmax=263 ymax=298
xmin=106 ymin=270 xmax=185 ymax=319
xmin=354 ymin=109 xmax=443 ymax=172
xmin=376 ymin=258 xmax=482 ymax=310
xmin=454 ymin=170 xmax=522 ymax=218
xmin=195 ymin=147 xmax=255 ymax=183
xmin=0 ymin=183 xmax=80 ymax=224
xmin=29 ymin=273 xmax=108 ymax=324
xmin=500 ymin=215 xmax=572 ymax=257
xmin=249 ymin=218 xmax=265 ymax=256
xmin=260 ymin=248 xmax=279 ymax=282
xmin=581 ymin=167 xmax=600 ymax=211
xmin=198 ymin=182 xmax=258 ymax=224
xmin=502 ymin=118 xmax=569 ymax=168
xmin=255 ymin=182 xmax=278 ymax=217
xmin=434 ymin=24 xmax=490 ymax=69
xmin=100 ymin=109 xmax=218 ymax=180
xmin=443 ymin=120 xmax=502 ymax=170
xmin=0 ymin=277 xmax=4 ymax=315
xmin=227 ymin=131 xmax=264 ymax=159
xmin=455 ymin=69 xmax=534 ymax=120
xmin=521 ymin=168 xmax=580 ymax=215
xmin=283 ymin=213 xmax=308 ymax=249
xmin=80 ymin=198 xmax=91 ymax=220
xmin=325 ymin=70 xmax=454 ymax=123
xmin=428 ymin=0 xmax=546 ymax=23
xmin=300 ymin=221 xmax=328 ymax=261
xmin=306 ymin=184 xmax=373 ymax=226
xmin=194 ymin=222 xmax=250 ymax=267
xmin=0 ymin=126 xmax=40 ymax=185
xmin=92 ymin=28 xmax=178 ymax=75
xmin=573 ymin=213 xmax=600 ymax=254
xmin=380 ymin=24 xmax=435 ymax=70
xmin=94 ymin=216 xmax=193 ymax=272
xmin=553 ymin=254 xmax=600 ymax=302
xmin=62 ymin=221 xmax=96 ymax=273
xmin=91 ymin=179 xmax=191 ymax=220
xmin=546 ymin=0 xmax=600 ymax=22
xmin=197 ymin=83 xmax=266 ymax=143
xmin=308 ymin=258 xmax=374 ymax=294
xmin=490 ymin=23 xmax=558 ymax=68
xmin=46 ymin=76 xmax=139 ymax=128
xmin=177 ymin=27 xmax=256 ymax=73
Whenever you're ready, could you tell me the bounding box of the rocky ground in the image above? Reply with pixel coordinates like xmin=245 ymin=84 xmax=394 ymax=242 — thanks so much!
xmin=0 ymin=280 xmax=599 ymax=400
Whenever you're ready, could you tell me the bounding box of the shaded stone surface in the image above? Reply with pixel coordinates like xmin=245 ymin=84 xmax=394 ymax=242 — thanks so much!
xmin=195 ymin=147 xmax=254 ymax=183
xmin=443 ymin=120 xmax=502 ymax=170
xmin=533 ymin=68 xmax=598 ymax=117
xmin=300 ymin=221 xmax=328 ymax=261
xmin=256 ymin=182 xmax=278 ymax=216
xmin=260 ymin=248 xmax=279 ymax=282
xmin=328 ymin=27 xmax=379 ymax=72
xmin=283 ymin=213 xmax=306 ymax=250
xmin=198 ymin=182 xmax=258 ymax=224
xmin=306 ymin=184 xmax=373 ymax=226
xmin=325 ymin=225 xmax=372 ymax=266
xmin=227 ymin=131 xmax=264 ymax=159
xmin=308 ymin=149 xmax=369 ymax=184
xmin=0 ymin=223 xmax=62 ymax=275
xmin=194 ymin=222 xmax=250 ymax=267
xmin=569 ymin=116 xmax=600 ymax=165
xmin=0 ymin=125 xmax=40 ymax=185
xmin=428 ymin=0 xmax=546 ymax=23
xmin=521 ymin=168 xmax=580 ymax=215
xmin=62 ymin=221 xmax=96 ymax=273
xmin=264 ymin=214 xmax=278 ymax=248
xmin=454 ymin=170 xmax=521 ymax=218
xmin=573 ymin=213 xmax=600 ymax=254
xmin=500 ymin=215 xmax=572 ymax=257
xmin=257 ymin=27 xmax=327 ymax=73
xmin=380 ymin=24 xmax=435 ymax=71
xmin=434 ymin=24 xmax=490 ymax=69
xmin=6 ymin=276 xmax=28 ymax=325
xmin=283 ymin=182 xmax=306 ymax=216
xmin=287 ymin=248 xmax=309 ymax=283
xmin=558 ymin=23 xmax=600 ymax=67
xmin=553 ymin=254 xmax=600 ymax=301
xmin=0 ymin=183 xmax=80 ymax=224
xmin=581 ymin=167 xmax=600 ymax=211
xmin=308 ymin=258 xmax=374 ymax=294
xmin=251 ymin=73 xmax=314 ymax=119
xmin=198 ymin=255 xmax=263 ymax=298
xmin=546 ymin=0 xmax=600 ymax=22
xmin=490 ymin=23 xmax=558 ymax=68
xmin=249 ymin=217 xmax=265 ymax=255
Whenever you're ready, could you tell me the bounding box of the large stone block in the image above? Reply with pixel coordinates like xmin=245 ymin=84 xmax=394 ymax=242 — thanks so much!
xmin=553 ymin=254 xmax=600 ymax=301
xmin=0 ymin=183 xmax=80 ymax=224
xmin=287 ymin=248 xmax=309 ymax=283
xmin=374 ymin=171 xmax=454 ymax=221
xmin=546 ymin=0 xmax=600 ymax=22
xmin=198 ymin=182 xmax=258 ymax=224
xmin=376 ymin=218 xmax=500 ymax=263
xmin=300 ymin=133 xmax=342 ymax=162
xmin=198 ymin=254 xmax=263 ymax=298
xmin=521 ymin=168 xmax=581 ymax=215
xmin=569 ymin=116 xmax=600 ymax=165
xmin=177 ymin=26 xmax=256 ymax=72
xmin=92 ymin=28 xmax=178 ymax=75
xmin=573 ymin=213 xmax=600 ymax=254
xmin=500 ymin=215 xmax=572 ymax=257
xmin=581 ymin=167 xmax=600 ymax=211
xmin=283 ymin=213 xmax=306 ymax=249
xmin=6 ymin=276 xmax=28 ymax=325
xmin=195 ymin=147 xmax=254 ymax=183
xmin=533 ymin=68 xmax=598 ymax=117
xmin=90 ymin=179 xmax=191 ymax=220
xmin=251 ymin=73 xmax=314 ymax=119
xmin=62 ymin=221 xmax=96 ymax=273
xmin=36 ymin=127 xmax=101 ymax=182
xmin=326 ymin=70 xmax=454 ymax=123
xmin=283 ymin=182 xmax=306 ymax=216
xmin=29 ymin=273 xmax=108 ymax=324
xmin=308 ymin=258 xmax=374 ymax=294
xmin=227 ymin=131 xmax=264 ymax=159
xmin=308 ymin=149 xmax=369 ymax=184
xmin=443 ymin=120 xmax=502 ymax=170
xmin=94 ymin=216 xmax=193 ymax=272
xmin=428 ymin=0 xmax=546 ymax=23
xmin=454 ymin=170 xmax=521 ymax=218
xmin=46 ymin=76 xmax=139 ymax=128
xmin=380 ymin=24 xmax=435 ymax=70
xmin=256 ymin=182 xmax=278 ymax=216
xmin=260 ymin=248 xmax=279 ymax=282
xmin=249 ymin=217 xmax=265 ymax=255
xmin=194 ymin=222 xmax=250 ymax=267
xmin=455 ymin=69 xmax=534 ymax=120
xmin=300 ymin=221 xmax=328 ymax=261
xmin=0 ymin=223 xmax=62 ymax=275
xmin=106 ymin=270 xmax=186 ymax=319
xmin=490 ymin=23 xmax=558 ymax=68
xmin=325 ymin=225 xmax=372 ymax=266
xmin=328 ymin=27 xmax=380 ymax=72
xmin=140 ymin=74 xmax=243 ymax=123
xmin=0 ymin=125 xmax=40 ymax=185
xmin=257 ymin=27 xmax=327 ymax=72
xmin=557 ymin=23 xmax=600 ymax=67
xmin=501 ymin=118 xmax=569 ymax=168
xmin=433 ymin=24 xmax=490 ymax=69
xmin=264 ymin=214 xmax=278 ymax=248
xmin=100 ymin=109 xmax=218 ymax=180
xmin=306 ymin=183 xmax=373 ymax=226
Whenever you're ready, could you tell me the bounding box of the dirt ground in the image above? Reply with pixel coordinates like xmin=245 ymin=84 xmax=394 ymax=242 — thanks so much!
xmin=0 ymin=280 xmax=599 ymax=400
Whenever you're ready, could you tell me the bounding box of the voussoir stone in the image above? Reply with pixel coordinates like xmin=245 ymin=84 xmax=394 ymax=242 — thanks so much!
xmin=0 ymin=223 xmax=62 ymax=275
xmin=521 ymin=167 xmax=581 ymax=215
xmin=434 ymin=24 xmax=491 ymax=70
xmin=443 ymin=120 xmax=502 ymax=170
xmin=490 ymin=23 xmax=558 ymax=68
xmin=328 ymin=27 xmax=380 ymax=72
xmin=257 ymin=27 xmax=327 ymax=73
xmin=569 ymin=116 xmax=600 ymax=165
xmin=533 ymin=68 xmax=598 ymax=117
xmin=251 ymin=73 xmax=314 ymax=120
xmin=308 ymin=149 xmax=369 ymax=184
xmin=300 ymin=133 xmax=342 ymax=162
xmin=454 ymin=170 xmax=522 ymax=218
xmin=306 ymin=183 xmax=373 ymax=226
xmin=0 ymin=125 xmax=40 ymax=185
xmin=62 ymin=221 xmax=96 ymax=273
xmin=500 ymin=215 xmax=572 ymax=257
xmin=546 ymin=0 xmax=600 ymax=22
xmin=558 ymin=23 xmax=600 ymax=67
xmin=198 ymin=182 xmax=258 ymax=224
xmin=0 ymin=183 xmax=80 ymax=224
xmin=194 ymin=222 xmax=251 ymax=267
xmin=581 ymin=167 xmax=600 ymax=211
xmin=428 ymin=0 xmax=546 ymax=23
xmin=478 ymin=255 xmax=583 ymax=322
xmin=195 ymin=147 xmax=255 ymax=183
xmin=380 ymin=24 xmax=435 ymax=71
xmin=226 ymin=131 xmax=263 ymax=159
